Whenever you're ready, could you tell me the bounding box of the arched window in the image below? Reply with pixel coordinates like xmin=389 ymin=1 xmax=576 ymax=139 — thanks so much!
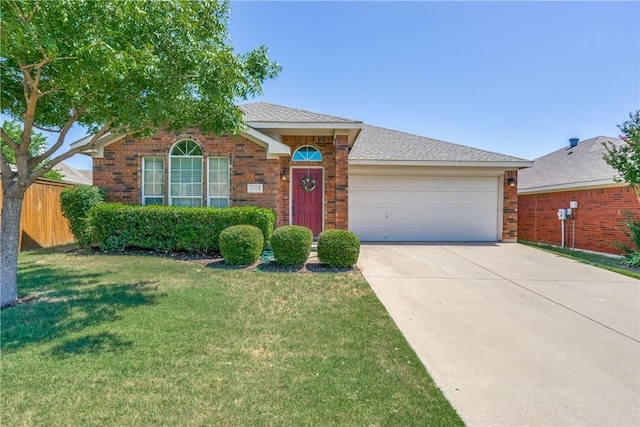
xmin=292 ymin=146 xmax=322 ymax=162
xmin=170 ymin=139 xmax=203 ymax=206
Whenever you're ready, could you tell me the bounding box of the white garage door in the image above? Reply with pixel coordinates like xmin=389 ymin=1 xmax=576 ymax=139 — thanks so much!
xmin=349 ymin=175 xmax=499 ymax=241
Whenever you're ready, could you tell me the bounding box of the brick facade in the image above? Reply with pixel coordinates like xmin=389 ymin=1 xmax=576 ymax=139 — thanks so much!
xmin=92 ymin=129 xmax=349 ymax=231
xmin=276 ymin=134 xmax=349 ymax=230
xmin=518 ymin=186 xmax=639 ymax=255
xmin=93 ymin=128 xmax=519 ymax=241
xmin=502 ymin=170 xmax=518 ymax=242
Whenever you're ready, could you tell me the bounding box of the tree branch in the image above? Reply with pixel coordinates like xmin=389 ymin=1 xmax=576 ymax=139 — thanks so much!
xmin=6 ymin=0 xmax=39 ymax=24
xmin=0 ymin=146 xmax=16 ymax=181
xmin=32 ymin=106 xmax=87 ymax=166
xmin=32 ymin=123 xmax=62 ymax=133
xmin=20 ymin=63 xmax=44 ymax=154
xmin=33 ymin=118 xmax=134 ymax=180
xmin=0 ymin=128 xmax=19 ymax=150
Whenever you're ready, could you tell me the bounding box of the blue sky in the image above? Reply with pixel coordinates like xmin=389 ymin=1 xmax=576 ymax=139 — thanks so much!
xmin=12 ymin=1 xmax=640 ymax=170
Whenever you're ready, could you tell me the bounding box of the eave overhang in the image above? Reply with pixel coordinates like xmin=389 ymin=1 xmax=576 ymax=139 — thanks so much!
xmin=246 ymin=121 xmax=363 ymax=146
xmin=69 ymin=127 xmax=292 ymax=160
xmin=241 ymin=127 xmax=290 ymax=159
xmin=348 ymin=159 xmax=534 ymax=169
xmin=518 ymin=180 xmax=626 ymax=195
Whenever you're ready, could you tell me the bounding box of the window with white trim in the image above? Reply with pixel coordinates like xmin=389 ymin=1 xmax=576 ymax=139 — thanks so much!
xmin=142 ymin=157 xmax=164 ymax=205
xmin=208 ymin=157 xmax=230 ymax=207
xmin=170 ymin=139 xmax=203 ymax=207
xmin=292 ymin=146 xmax=322 ymax=162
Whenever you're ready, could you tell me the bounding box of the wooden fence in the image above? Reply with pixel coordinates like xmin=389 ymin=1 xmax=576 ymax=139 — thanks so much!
xmin=0 ymin=179 xmax=76 ymax=251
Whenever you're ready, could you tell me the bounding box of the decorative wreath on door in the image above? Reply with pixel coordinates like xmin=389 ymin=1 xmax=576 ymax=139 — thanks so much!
xmin=300 ymin=176 xmax=317 ymax=192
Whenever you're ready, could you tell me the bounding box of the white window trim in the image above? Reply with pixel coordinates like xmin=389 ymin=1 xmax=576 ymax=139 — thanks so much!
xmin=292 ymin=145 xmax=323 ymax=162
xmin=141 ymin=156 xmax=165 ymax=205
xmin=207 ymin=157 xmax=231 ymax=208
xmin=169 ymin=140 xmax=204 ymax=207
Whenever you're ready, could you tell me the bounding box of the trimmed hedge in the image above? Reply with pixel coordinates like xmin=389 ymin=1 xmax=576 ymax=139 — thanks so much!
xmin=90 ymin=204 xmax=275 ymax=253
xmin=270 ymin=225 xmax=313 ymax=267
xmin=219 ymin=225 xmax=264 ymax=266
xmin=317 ymin=229 xmax=361 ymax=268
xmin=60 ymin=185 xmax=106 ymax=248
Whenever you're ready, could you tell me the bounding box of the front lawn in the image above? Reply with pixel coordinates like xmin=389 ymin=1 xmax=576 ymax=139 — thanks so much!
xmin=1 ymin=248 xmax=462 ymax=426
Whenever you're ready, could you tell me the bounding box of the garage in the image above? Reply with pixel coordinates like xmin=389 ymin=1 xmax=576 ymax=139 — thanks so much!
xmin=347 ymin=123 xmax=532 ymax=242
xmin=349 ymin=172 xmax=501 ymax=241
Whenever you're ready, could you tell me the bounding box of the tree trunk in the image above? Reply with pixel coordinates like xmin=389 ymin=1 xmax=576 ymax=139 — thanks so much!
xmin=1 ymin=191 xmax=24 ymax=308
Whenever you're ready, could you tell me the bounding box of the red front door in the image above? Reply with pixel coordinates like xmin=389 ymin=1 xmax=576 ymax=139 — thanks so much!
xmin=292 ymin=168 xmax=323 ymax=236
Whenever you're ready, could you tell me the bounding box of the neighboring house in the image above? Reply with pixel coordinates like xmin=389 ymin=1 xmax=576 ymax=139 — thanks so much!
xmin=518 ymin=136 xmax=639 ymax=255
xmin=71 ymin=102 xmax=531 ymax=242
xmin=54 ymin=161 xmax=93 ymax=185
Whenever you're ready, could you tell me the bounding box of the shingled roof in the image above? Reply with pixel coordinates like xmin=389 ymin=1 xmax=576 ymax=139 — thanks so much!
xmin=518 ymin=136 xmax=624 ymax=193
xmin=349 ymin=124 xmax=529 ymax=164
xmin=239 ymin=102 xmax=361 ymax=124
xmin=238 ymin=102 xmax=530 ymax=166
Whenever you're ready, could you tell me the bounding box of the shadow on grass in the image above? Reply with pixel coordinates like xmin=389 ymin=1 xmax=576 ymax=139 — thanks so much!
xmin=49 ymin=332 xmax=134 ymax=357
xmin=1 ymin=262 xmax=162 ymax=354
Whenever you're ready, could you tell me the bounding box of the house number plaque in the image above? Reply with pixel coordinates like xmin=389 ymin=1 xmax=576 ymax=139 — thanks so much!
xmin=247 ymin=183 xmax=264 ymax=194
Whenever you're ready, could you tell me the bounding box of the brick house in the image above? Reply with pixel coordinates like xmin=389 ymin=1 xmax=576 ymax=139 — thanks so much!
xmin=73 ymin=102 xmax=531 ymax=241
xmin=518 ymin=136 xmax=639 ymax=254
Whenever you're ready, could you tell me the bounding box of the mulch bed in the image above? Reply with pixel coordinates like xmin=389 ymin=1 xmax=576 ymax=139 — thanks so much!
xmin=198 ymin=256 xmax=354 ymax=274
xmin=63 ymin=246 xmax=355 ymax=274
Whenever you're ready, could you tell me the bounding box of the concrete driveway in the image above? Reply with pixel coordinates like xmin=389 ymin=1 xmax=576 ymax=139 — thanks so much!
xmin=358 ymin=243 xmax=639 ymax=426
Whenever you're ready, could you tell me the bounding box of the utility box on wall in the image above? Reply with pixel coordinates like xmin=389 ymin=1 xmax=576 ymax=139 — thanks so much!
xmin=557 ymin=208 xmax=567 ymax=220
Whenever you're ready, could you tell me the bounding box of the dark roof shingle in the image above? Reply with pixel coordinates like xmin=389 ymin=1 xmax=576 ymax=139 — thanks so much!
xmin=518 ymin=136 xmax=623 ymax=191
xmin=349 ymin=124 xmax=528 ymax=163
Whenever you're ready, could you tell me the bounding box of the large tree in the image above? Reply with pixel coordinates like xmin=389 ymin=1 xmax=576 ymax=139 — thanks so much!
xmin=0 ymin=0 xmax=280 ymax=308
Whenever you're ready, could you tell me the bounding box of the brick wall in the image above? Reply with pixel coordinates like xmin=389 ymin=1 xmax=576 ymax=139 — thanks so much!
xmin=94 ymin=128 xmax=279 ymax=209
xmin=278 ymin=134 xmax=348 ymax=230
xmin=502 ymin=171 xmax=518 ymax=242
xmin=93 ymin=129 xmax=347 ymax=230
xmin=518 ymin=185 xmax=639 ymax=254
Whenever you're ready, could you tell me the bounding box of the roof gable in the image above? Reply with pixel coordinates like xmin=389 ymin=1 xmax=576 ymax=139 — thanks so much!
xmin=518 ymin=136 xmax=624 ymax=193
xmin=239 ymin=102 xmax=361 ymax=124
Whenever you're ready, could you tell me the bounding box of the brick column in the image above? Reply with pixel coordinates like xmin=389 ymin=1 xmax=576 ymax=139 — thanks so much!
xmin=334 ymin=134 xmax=349 ymax=230
xmin=502 ymin=170 xmax=518 ymax=242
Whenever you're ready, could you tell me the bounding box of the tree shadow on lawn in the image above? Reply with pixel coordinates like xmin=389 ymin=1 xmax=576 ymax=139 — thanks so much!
xmin=48 ymin=332 xmax=134 ymax=358
xmin=1 ymin=262 xmax=162 ymax=355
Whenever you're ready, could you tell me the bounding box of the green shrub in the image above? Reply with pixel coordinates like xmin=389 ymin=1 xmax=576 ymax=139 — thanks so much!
xmin=60 ymin=185 xmax=105 ymax=248
xmin=615 ymin=211 xmax=640 ymax=266
xmin=624 ymin=251 xmax=640 ymax=268
xmin=270 ymin=225 xmax=313 ymax=267
xmin=317 ymin=229 xmax=361 ymax=268
xmin=219 ymin=225 xmax=264 ymax=266
xmin=90 ymin=204 xmax=275 ymax=254
xmin=622 ymin=212 xmax=640 ymax=251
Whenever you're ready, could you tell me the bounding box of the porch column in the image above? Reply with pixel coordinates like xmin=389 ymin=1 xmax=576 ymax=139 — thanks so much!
xmin=334 ymin=133 xmax=349 ymax=230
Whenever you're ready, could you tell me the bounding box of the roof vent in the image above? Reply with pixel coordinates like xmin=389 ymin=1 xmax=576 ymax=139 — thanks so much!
xmin=569 ymin=138 xmax=579 ymax=148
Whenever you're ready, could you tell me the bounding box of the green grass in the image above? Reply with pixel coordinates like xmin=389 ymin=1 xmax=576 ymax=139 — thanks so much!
xmin=521 ymin=241 xmax=640 ymax=280
xmin=1 ymin=248 xmax=463 ymax=426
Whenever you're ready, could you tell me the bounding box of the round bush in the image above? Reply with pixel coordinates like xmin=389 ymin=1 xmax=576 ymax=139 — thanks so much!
xmin=219 ymin=225 xmax=264 ymax=266
xmin=317 ymin=229 xmax=361 ymax=268
xmin=270 ymin=225 xmax=313 ymax=267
